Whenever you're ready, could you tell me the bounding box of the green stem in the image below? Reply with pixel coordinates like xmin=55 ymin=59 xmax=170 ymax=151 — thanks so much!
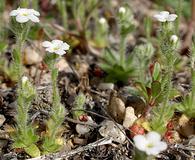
xmin=57 ymin=0 xmax=67 ymax=29
xmin=191 ymin=68 xmax=195 ymax=100
xmin=164 ymin=64 xmax=173 ymax=107
xmin=51 ymin=67 xmax=60 ymax=107
xmin=119 ymin=35 xmax=126 ymax=67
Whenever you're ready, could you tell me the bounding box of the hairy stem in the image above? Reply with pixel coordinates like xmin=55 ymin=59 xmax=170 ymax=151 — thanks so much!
xmin=119 ymin=35 xmax=125 ymax=67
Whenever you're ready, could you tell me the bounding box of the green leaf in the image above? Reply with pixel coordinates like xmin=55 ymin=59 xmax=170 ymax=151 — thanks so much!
xmin=135 ymin=82 xmax=148 ymax=100
xmin=72 ymin=92 xmax=86 ymax=119
xmin=0 ymin=42 xmax=7 ymax=53
xmin=12 ymin=140 xmax=26 ymax=148
xmin=151 ymin=81 xmax=161 ymax=98
xmin=25 ymin=144 xmax=40 ymax=158
xmin=152 ymin=62 xmax=161 ymax=81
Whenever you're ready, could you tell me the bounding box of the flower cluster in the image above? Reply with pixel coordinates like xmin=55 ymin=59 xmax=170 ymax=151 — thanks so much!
xmin=10 ymin=8 xmax=40 ymax=23
xmin=42 ymin=40 xmax=70 ymax=55
xmin=133 ymin=131 xmax=167 ymax=156
xmin=154 ymin=11 xmax=177 ymax=22
xmin=10 ymin=7 xmax=70 ymax=55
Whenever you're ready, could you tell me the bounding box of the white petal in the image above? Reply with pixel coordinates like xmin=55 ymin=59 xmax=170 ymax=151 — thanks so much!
xmin=55 ymin=49 xmax=66 ymax=55
xmin=133 ymin=135 xmax=147 ymax=151
xmin=42 ymin=41 xmax=52 ymax=47
xmin=153 ymin=14 xmax=167 ymax=22
xmin=16 ymin=15 xmax=29 ymax=23
xmin=46 ymin=47 xmax=54 ymax=53
xmin=159 ymin=11 xmax=169 ymax=17
xmin=146 ymin=131 xmax=161 ymax=144
xmin=146 ymin=147 xmax=160 ymax=156
xmin=52 ymin=40 xmax=63 ymax=45
xmin=28 ymin=14 xmax=40 ymax=23
xmin=29 ymin=9 xmax=40 ymax=16
xmin=61 ymin=42 xmax=70 ymax=50
xmin=22 ymin=76 xmax=28 ymax=83
xmin=119 ymin=7 xmax=126 ymax=14
xmin=156 ymin=141 xmax=167 ymax=151
xmin=167 ymin=14 xmax=177 ymax=22
xmin=10 ymin=9 xmax=19 ymax=16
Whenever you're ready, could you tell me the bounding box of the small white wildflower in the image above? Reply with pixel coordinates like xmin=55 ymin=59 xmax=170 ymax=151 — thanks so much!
xmin=119 ymin=7 xmax=126 ymax=14
xmin=154 ymin=11 xmax=177 ymax=22
xmin=22 ymin=76 xmax=28 ymax=83
xmin=133 ymin=131 xmax=167 ymax=156
xmin=42 ymin=40 xmax=70 ymax=55
xmin=170 ymin=35 xmax=178 ymax=43
xmin=99 ymin=17 xmax=106 ymax=24
xmin=10 ymin=8 xmax=40 ymax=23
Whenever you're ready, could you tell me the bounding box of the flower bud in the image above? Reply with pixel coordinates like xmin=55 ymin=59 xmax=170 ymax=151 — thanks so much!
xmin=119 ymin=7 xmax=126 ymax=14
xmin=170 ymin=35 xmax=178 ymax=43
xmin=99 ymin=17 xmax=106 ymax=24
xmin=22 ymin=76 xmax=28 ymax=84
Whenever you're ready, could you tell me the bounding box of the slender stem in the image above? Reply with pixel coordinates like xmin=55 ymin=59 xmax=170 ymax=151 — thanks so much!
xmin=119 ymin=35 xmax=125 ymax=67
xmin=57 ymin=0 xmax=67 ymax=29
xmin=191 ymin=69 xmax=195 ymax=101
xmin=51 ymin=67 xmax=60 ymax=107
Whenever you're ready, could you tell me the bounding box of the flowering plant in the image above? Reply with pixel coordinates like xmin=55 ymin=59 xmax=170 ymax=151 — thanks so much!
xmin=100 ymin=5 xmax=136 ymax=83
xmin=9 ymin=7 xmax=41 ymax=157
xmin=42 ymin=39 xmax=69 ymax=153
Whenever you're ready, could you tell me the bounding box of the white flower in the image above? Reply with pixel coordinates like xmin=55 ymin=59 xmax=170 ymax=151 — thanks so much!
xmin=10 ymin=8 xmax=40 ymax=23
xmin=154 ymin=11 xmax=177 ymax=22
xmin=22 ymin=76 xmax=28 ymax=83
xmin=119 ymin=7 xmax=126 ymax=14
xmin=99 ymin=17 xmax=106 ymax=24
xmin=170 ymin=35 xmax=178 ymax=43
xmin=133 ymin=131 xmax=167 ymax=156
xmin=42 ymin=40 xmax=70 ymax=55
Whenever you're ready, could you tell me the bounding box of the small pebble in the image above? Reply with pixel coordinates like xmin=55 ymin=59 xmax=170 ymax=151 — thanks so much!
xmin=98 ymin=83 xmax=114 ymax=90
xmin=0 ymin=115 xmax=6 ymax=127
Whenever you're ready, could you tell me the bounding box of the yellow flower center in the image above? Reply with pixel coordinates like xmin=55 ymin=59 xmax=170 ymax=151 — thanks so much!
xmin=53 ymin=47 xmax=60 ymax=51
xmin=22 ymin=13 xmax=29 ymax=16
xmin=147 ymin=143 xmax=154 ymax=148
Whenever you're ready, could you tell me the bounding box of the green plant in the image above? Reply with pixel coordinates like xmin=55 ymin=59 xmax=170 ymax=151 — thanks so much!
xmin=57 ymin=0 xmax=67 ymax=29
xmin=133 ymin=42 xmax=154 ymax=83
xmin=175 ymin=44 xmax=195 ymax=118
xmin=72 ymin=92 xmax=86 ymax=119
xmin=135 ymin=62 xmax=163 ymax=106
xmin=12 ymin=77 xmax=40 ymax=157
xmin=89 ymin=17 xmax=109 ymax=48
xmin=148 ymin=13 xmax=179 ymax=134
xmin=9 ymin=8 xmax=41 ymax=157
xmin=100 ymin=5 xmax=136 ymax=83
xmin=0 ymin=0 xmax=6 ymax=40
xmin=42 ymin=49 xmax=68 ymax=154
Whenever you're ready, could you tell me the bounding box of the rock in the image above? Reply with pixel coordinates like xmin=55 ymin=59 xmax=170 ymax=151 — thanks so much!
xmin=73 ymin=137 xmax=87 ymax=145
xmin=75 ymin=116 xmax=96 ymax=135
xmin=99 ymin=120 xmax=126 ymax=143
xmin=125 ymin=95 xmax=146 ymax=116
xmin=0 ymin=115 xmax=5 ymax=127
xmin=123 ymin=107 xmax=137 ymax=128
xmin=188 ymin=135 xmax=195 ymax=146
xmin=107 ymin=92 xmax=126 ymax=123
xmin=178 ymin=114 xmax=195 ymax=137
xmin=76 ymin=124 xmax=91 ymax=135
xmin=23 ymin=46 xmax=42 ymax=65
xmin=55 ymin=58 xmax=72 ymax=72
xmin=98 ymin=83 xmax=114 ymax=90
